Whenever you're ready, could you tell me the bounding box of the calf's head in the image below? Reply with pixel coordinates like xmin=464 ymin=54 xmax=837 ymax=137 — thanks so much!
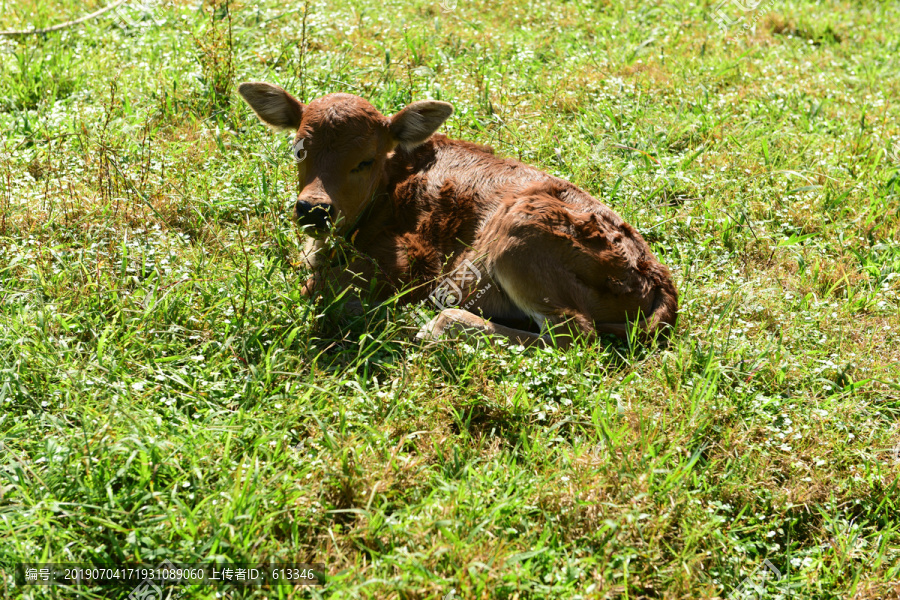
xmin=238 ymin=82 xmax=453 ymax=233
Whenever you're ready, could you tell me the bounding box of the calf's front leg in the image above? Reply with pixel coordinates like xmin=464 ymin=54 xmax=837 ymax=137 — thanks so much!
xmin=415 ymin=308 xmax=551 ymax=347
xmin=301 ymin=255 xmax=399 ymax=316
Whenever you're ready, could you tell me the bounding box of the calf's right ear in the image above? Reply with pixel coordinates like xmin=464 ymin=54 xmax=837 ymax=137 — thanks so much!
xmin=238 ymin=82 xmax=304 ymax=130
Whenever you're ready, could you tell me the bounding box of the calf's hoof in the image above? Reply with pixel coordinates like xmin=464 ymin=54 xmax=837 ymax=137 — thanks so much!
xmin=414 ymin=309 xmax=471 ymax=343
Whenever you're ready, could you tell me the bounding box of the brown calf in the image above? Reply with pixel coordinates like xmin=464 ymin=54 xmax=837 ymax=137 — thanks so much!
xmin=238 ymin=82 xmax=678 ymax=347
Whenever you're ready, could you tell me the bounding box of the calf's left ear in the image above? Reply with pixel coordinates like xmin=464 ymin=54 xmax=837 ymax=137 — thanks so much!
xmin=389 ymin=101 xmax=454 ymax=150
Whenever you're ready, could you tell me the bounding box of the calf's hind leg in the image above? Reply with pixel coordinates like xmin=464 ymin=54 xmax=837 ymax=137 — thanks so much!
xmin=480 ymin=193 xmax=674 ymax=344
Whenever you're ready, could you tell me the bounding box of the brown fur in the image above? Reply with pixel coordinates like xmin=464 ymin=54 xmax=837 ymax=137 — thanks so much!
xmin=238 ymin=82 xmax=678 ymax=346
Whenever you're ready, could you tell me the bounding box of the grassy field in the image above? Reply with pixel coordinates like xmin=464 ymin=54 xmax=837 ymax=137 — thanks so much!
xmin=1 ymin=0 xmax=899 ymax=598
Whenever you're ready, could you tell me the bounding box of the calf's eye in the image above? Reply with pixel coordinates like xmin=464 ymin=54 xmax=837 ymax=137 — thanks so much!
xmin=351 ymin=159 xmax=375 ymax=173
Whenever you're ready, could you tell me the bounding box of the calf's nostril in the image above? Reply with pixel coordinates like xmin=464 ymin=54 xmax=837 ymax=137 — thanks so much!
xmin=294 ymin=199 xmax=333 ymax=229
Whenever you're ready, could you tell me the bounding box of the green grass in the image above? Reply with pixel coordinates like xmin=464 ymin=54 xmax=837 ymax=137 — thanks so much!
xmin=1 ymin=0 xmax=899 ymax=598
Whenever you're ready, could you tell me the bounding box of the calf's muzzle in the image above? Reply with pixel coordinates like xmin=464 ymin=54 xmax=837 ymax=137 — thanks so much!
xmin=294 ymin=199 xmax=334 ymax=230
